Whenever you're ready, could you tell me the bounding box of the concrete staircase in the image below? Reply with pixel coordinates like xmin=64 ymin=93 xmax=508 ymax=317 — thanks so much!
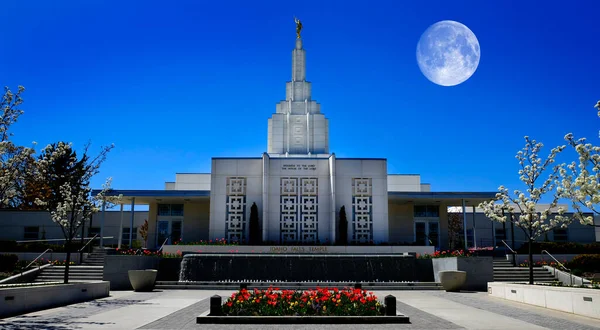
xmin=493 ymin=258 xmax=556 ymax=282
xmin=34 ymin=247 xmax=106 ymax=282
xmin=81 ymin=247 xmax=107 ymax=266
xmin=34 ymin=265 xmax=104 ymax=282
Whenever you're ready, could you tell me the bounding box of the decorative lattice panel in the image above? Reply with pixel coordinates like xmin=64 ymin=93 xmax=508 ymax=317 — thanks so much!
xmin=280 ymin=177 xmax=318 ymax=243
xmin=226 ymin=177 xmax=246 ymax=242
xmin=352 ymin=178 xmax=373 ymax=243
xmin=300 ymin=178 xmax=318 ymax=243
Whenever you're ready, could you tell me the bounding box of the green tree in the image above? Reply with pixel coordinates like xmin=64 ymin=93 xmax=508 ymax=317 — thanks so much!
xmin=139 ymin=219 xmax=149 ymax=248
xmin=249 ymin=202 xmax=260 ymax=244
xmin=338 ymin=205 xmax=348 ymax=245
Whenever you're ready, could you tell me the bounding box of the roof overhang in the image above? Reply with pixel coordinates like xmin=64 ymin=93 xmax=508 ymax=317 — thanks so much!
xmin=388 ymin=191 xmax=497 ymax=205
xmin=90 ymin=189 xmax=210 ymax=204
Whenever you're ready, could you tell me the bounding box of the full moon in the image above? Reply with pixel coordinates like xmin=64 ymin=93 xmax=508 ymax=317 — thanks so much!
xmin=416 ymin=20 xmax=480 ymax=86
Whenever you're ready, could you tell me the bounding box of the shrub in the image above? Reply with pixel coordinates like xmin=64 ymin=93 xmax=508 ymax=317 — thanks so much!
xmin=0 ymin=240 xmax=86 ymax=253
xmin=0 ymin=254 xmax=19 ymax=272
xmin=516 ymin=242 xmax=600 ymax=254
xmin=566 ymin=254 xmax=600 ymax=274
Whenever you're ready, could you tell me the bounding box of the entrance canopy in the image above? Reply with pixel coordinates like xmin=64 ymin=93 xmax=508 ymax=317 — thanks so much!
xmin=388 ymin=191 xmax=497 ymax=206
xmin=90 ymin=189 xmax=210 ymax=204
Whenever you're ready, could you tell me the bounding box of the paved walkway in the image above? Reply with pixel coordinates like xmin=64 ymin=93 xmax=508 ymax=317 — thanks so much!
xmin=1 ymin=290 xmax=599 ymax=330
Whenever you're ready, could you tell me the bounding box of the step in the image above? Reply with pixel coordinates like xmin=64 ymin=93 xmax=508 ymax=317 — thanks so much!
xmin=51 ymin=266 xmax=103 ymax=269
xmin=41 ymin=271 xmax=103 ymax=276
xmin=494 ymin=277 xmax=556 ymax=281
xmin=36 ymin=274 xmax=103 ymax=278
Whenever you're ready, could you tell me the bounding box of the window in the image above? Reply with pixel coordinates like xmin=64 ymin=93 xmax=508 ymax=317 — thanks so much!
xmin=553 ymin=228 xmax=568 ymax=242
xmin=171 ymin=204 xmax=184 ymax=216
xmin=122 ymin=227 xmax=138 ymax=241
xmin=158 ymin=204 xmax=171 ymax=216
xmin=23 ymin=226 xmax=39 ymax=240
xmin=495 ymin=228 xmax=506 ymax=242
xmin=89 ymin=227 xmax=100 ymax=237
xmin=158 ymin=204 xmax=184 ymax=216
xmin=414 ymin=205 xmax=439 ymax=217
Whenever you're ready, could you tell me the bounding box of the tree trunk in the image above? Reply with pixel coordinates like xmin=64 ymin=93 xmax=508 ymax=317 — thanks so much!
xmin=64 ymin=239 xmax=71 ymax=284
xmin=528 ymin=238 xmax=534 ymax=285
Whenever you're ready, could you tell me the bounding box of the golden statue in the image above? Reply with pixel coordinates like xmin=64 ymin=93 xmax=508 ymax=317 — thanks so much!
xmin=294 ymin=17 xmax=302 ymax=39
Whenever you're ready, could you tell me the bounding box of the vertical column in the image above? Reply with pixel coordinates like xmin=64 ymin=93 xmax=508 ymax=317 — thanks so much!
xmin=306 ymin=102 xmax=310 ymax=154
xmin=472 ymin=205 xmax=477 ymax=248
xmin=129 ymin=198 xmax=135 ymax=247
xmin=462 ymin=199 xmax=468 ymax=250
xmin=100 ymin=201 xmax=106 ymax=247
xmin=118 ymin=204 xmax=124 ymax=249
xmin=329 ymin=154 xmax=336 ymax=243
xmin=261 ymin=153 xmax=269 ymax=242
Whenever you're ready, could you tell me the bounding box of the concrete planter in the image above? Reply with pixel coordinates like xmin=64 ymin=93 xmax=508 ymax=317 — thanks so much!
xmin=103 ymin=255 xmax=160 ymax=290
xmin=0 ymin=281 xmax=110 ymax=318
xmin=438 ymin=270 xmax=467 ymax=292
xmin=128 ymin=269 xmax=157 ymax=292
xmin=432 ymin=257 xmax=493 ymax=291
xmin=488 ymin=282 xmax=600 ymax=319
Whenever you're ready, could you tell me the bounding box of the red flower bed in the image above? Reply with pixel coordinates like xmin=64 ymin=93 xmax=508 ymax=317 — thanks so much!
xmin=222 ymin=287 xmax=384 ymax=316
xmin=418 ymin=249 xmax=472 ymax=259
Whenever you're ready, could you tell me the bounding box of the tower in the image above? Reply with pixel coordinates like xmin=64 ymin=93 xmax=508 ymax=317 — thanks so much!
xmin=267 ymin=38 xmax=330 ymax=156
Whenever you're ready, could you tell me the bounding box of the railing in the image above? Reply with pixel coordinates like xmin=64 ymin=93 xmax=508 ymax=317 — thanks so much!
xmin=501 ymin=240 xmax=518 ymax=267
xmin=157 ymin=238 xmax=170 ymax=253
xmin=22 ymin=249 xmax=53 ymax=275
xmin=78 ymin=234 xmax=99 ymax=253
xmin=541 ymin=249 xmax=573 ymax=286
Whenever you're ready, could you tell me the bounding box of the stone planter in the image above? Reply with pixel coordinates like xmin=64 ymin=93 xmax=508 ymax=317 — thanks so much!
xmin=438 ymin=270 xmax=467 ymax=292
xmin=128 ymin=269 xmax=158 ymax=292
xmin=432 ymin=257 xmax=493 ymax=291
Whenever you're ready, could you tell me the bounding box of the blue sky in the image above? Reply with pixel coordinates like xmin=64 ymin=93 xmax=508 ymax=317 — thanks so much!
xmin=1 ymin=0 xmax=599 ymax=205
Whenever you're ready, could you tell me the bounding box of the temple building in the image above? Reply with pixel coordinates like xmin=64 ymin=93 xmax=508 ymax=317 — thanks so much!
xmin=91 ymin=35 xmax=500 ymax=248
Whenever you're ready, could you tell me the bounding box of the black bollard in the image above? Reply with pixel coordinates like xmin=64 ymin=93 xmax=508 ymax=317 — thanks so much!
xmin=209 ymin=295 xmax=222 ymax=316
xmin=240 ymin=283 xmax=248 ymax=290
xmin=354 ymin=282 xmax=362 ymax=289
xmin=384 ymin=295 xmax=396 ymax=316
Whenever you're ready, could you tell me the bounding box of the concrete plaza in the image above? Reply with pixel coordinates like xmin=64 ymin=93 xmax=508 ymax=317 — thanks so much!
xmin=1 ymin=289 xmax=599 ymax=330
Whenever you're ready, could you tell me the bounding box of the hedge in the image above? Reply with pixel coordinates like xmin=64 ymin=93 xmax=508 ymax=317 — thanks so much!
xmin=565 ymin=254 xmax=600 ymax=275
xmin=0 ymin=254 xmax=18 ymax=272
xmin=516 ymin=242 xmax=600 ymax=254
xmin=0 ymin=240 xmax=86 ymax=253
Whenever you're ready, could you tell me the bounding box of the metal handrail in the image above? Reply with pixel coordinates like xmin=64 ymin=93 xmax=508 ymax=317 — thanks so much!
xmin=541 ymin=249 xmax=573 ymax=286
xmin=501 ymin=240 xmax=518 ymax=267
xmin=157 ymin=238 xmax=169 ymax=253
xmin=23 ymin=249 xmax=53 ymax=273
xmin=541 ymin=250 xmax=570 ymax=272
xmin=78 ymin=234 xmax=99 ymax=252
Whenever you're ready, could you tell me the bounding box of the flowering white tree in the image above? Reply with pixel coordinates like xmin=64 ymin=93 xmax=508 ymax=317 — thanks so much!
xmin=35 ymin=142 xmax=121 ymax=283
xmin=559 ymin=101 xmax=600 ymax=226
xmin=478 ymin=136 xmax=570 ymax=284
xmin=0 ymin=86 xmax=37 ymax=207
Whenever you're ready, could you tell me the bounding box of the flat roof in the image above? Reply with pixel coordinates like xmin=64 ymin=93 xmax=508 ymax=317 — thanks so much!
xmin=90 ymin=189 xmax=211 ymax=204
xmin=388 ymin=191 xmax=497 ymax=205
